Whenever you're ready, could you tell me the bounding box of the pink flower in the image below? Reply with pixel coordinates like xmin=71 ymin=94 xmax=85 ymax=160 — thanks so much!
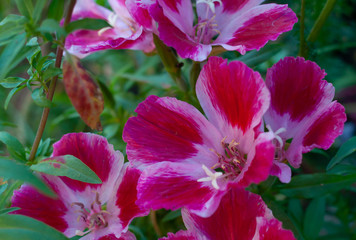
xmin=11 ymin=133 xmax=148 ymax=240
xmin=264 ymin=57 xmax=346 ymax=183
xmin=123 ymin=56 xmax=275 ymax=217
xmin=65 ymin=0 xmax=155 ymax=58
xmin=160 ymin=186 xmax=295 ymax=240
xmin=134 ymin=0 xmax=297 ymax=61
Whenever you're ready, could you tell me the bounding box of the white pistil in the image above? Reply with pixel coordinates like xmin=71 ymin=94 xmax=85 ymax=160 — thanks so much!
xmin=197 ymin=164 xmax=223 ymax=190
xmin=266 ymin=125 xmax=286 ymax=147
xmin=197 ymin=0 xmax=223 ymax=13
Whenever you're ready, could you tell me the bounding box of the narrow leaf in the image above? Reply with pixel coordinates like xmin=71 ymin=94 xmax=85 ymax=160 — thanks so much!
xmin=303 ymin=197 xmax=326 ymax=240
xmin=0 ymin=207 xmax=20 ymax=216
xmin=4 ymin=85 xmax=26 ymax=110
xmin=63 ymin=55 xmax=104 ymax=130
xmin=0 ymin=132 xmax=26 ymax=162
xmin=0 ymin=158 xmax=55 ymax=197
xmin=48 ymin=0 xmax=64 ymax=21
xmin=65 ymin=18 xmax=110 ymax=33
xmin=327 ymin=136 xmax=356 ymax=170
xmin=31 ymin=88 xmax=52 ymax=107
xmin=0 ymin=15 xmax=26 ymax=46
xmin=277 ymin=173 xmax=356 ymax=198
xmin=0 ymin=214 xmax=69 ymax=240
xmin=0 ymin=77 xmax=26 ymax=88
xmin=30 ymin=155 xmax=102 ymax=184
xmin=32 ymin=0 xmax=46 ymax=24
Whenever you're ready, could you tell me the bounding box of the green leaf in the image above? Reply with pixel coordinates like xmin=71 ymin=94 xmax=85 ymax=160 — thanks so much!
xmin=0 ymin=158 xmax=55 ymax=197
xmin=38 ymin=19 xmax=66 ymax=38
xmin=0 ymin=214 xmax=69 ymax=240
xmin=0 ymin=77 xmax=26 ymax=88
xmin=0 ymin=15 xmax=26 ymax=46
xmin=0 ymin=33 xmax=26 ymax=80
xmin=327 ymin=164 xmax=356 ymax=175
xmin=42 ymin=67 xmax=62 ymax=81
xmin=4 ymin=85 xmax=26 ymax=110
xmin=65 ymin=18 xmax=110 ymax=33
xmin=162 ymin=210 xmax=181 ymax=222
xmin=32 ymin=0 xmax=46 ymax=24
xmin=31 ymin=88 xmax=52 ymax=108
xmin=277 ymin=173 xmax=356 ymax=199
xmin=303 ymin=197 xmax=326 ymax=240
xmin=0 ymin=207 xmax=20 ymax=216
xmin=0 ymin=132 xmax=26 ymax=162
xmin=48 ymin=0 xmax=64 ymax=21
xmin=30 ymin=155 xmax=102 ymax=184
xmin=0 ymin=181 xmax=22 ymax=209
xmin=15 ymin=0 xmax=34 ymax=19
xmin=327 ymin=136 xmax=356 ymax=170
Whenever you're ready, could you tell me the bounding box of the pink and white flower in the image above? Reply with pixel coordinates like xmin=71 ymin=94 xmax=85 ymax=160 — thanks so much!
xmin=134 ymin=0 xmax=297 ymax=61
xmin=123 ymin=56 xmax=275 ymax=217
xmin=65 ymin=0 xmax=155 ymax=58
xmin=160 ymin=186 xmax=296 ymax=240
xmin=11 ymin=133 xmax=148 ymax=240
xmin=264 ymin=57 xmax=346 ymax=183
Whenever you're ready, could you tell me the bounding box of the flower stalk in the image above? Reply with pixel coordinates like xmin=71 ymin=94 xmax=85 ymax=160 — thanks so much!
xmin=28 ymin=0 xmax=77 ymax=162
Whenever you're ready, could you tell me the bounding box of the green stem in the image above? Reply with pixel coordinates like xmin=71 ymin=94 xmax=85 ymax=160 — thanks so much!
xmin=298 ymin=0 xmax=307 ymax=57
xmin=28 ymin=0 xmax=76 ymax=163
xmin=189 ymin=61 xmax=201 ymax=96
xmin=307 ymin=0 xmax=337 ymax=42
xmin=153 ymin=34 xmax=188 ymax=92
xmin=150 ymin=210 xmax=162 ymax=237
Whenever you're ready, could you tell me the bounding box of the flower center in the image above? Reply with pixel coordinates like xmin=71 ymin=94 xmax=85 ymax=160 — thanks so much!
xmin=72 ymin=192 xmax=110 ymax=236
xmin=98 ymin=12 xmax=136 ymax=36
xmin=266 ymin=125 xmax=287 ymax=162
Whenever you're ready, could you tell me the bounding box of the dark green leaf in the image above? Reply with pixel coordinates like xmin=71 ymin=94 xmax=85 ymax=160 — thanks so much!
xmin=32 ymin=0 xmax=46 ymax=24
xmin=15 ymin=0 xmax=33 ymax=19
xmin=277 ymin=173 xmax=356 ymax=198
xmin=0 ymin=158 xmax=55 ymax=197
xmin=0 ymin=77 xmax=26 ymax=88
xmin=4 ymin=85 xmax=26 ymax=110
xmin=36 ymin=138 xmax=52 ymax=157
xmin=0 ymin=214 xmax=69 ymax=240
xmin=303 ymin=197 xmax=326 ymax=240
xmin=0 ymin=15 xmax=26 ymax=46
xmin=48 ymin=0 xmax=64 ymax=21
xmin=0 ymin=181 xmax=22 ymax=209
xmin=0 ymin=33 xmax=26 ymax=80
xmin=42 ymin=67 xmax=62 ymax=81
xmin=65 ymin=18 xmax=110 ymax=33
xmin=97 ymin=78 xmax=115 ymax=109
xmin=162 ymin=210 xmax=181 ymax=222
xmin=31 ymin=88 xmax=52 ymax=108
xmin=327 ymin=136 xmax=356 ymax=170
xmin=0 ymin=132 xmax=26 ymax=162
xmin=0 ymin=207 xmax=20 ymax=216
xmin=38 ymin=19 xmax=66 ymax=38
xmin=327 ymin=164 xmax=356 ymax=175
xmin=30 ymin=155 xmax=102 ymax=184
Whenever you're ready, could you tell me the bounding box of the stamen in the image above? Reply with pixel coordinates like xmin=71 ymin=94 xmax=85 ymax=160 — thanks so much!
xmin=266 ymin=125 xmax=286 ymax=147
xmin=197 ymin=164 xmax=223 ymax=190
xmin=98 ymin=27 xmax=112 ymax=36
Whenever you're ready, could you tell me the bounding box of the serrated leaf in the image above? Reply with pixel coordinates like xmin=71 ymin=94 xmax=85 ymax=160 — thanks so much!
xmin=63 ymin=55 xmax=104 ymax=130
xmin=0 ymin=207 xmax=20 ymax=216
xmin=303 ymin=197 xmax=326 ymax=240
xmin=65 ymin=18 xmax=110 ymax=33
xmin=31 ymin=88 xmax=52 ymax=107
xmin=0 ymin=214 xmax=69 ymax=240
xmin=0 ymin=77 xmax=26 ymax=88
xmin=327 ymin=136 xmax=356 ymax=170
xmin=0 ymin=15 xmax=26 ymax=46
xmin=4 ymin=85 xmax=26 ymax=110
xmin=30 ymin=155 xmax=102 ymax=184
xmin=0 ymin=158 xmax=55 ymax=197
xmin=0 ymin=132 xmax=26 ymax=162
xmin=277 ymin=173 xmax=356 ymax=199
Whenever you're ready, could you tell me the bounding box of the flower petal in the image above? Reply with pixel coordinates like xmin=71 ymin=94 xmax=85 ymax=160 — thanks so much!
xmin=182 ymin=186 xmax=272 ymax=239
xmin=114 ymin=165 xmax=149 ymax=231
xmin=11 ymin=185 xmax=71 ymax=233
xmin=196 ymin=56 xmax=270 ymax=137
xmin=253 ymin=218 xmax=296 ymax=240
xmin=123 ymin=95 xmax=222 ymax=170
xmin=216 ymin=4 xmax=297 ymax=54
xmin=265 ymin=57 xmax=346 ymax=167
xmin=149 ymin=2 xmax=211 ymax=61
xmin=126 ymin=0 xmax=155 ymax=31
xmin=270 ymin=161 xmax=291 ymax=183
xmin=71 ymin=0 xmax=111 ymax=21
xmin=136 ymin=162 xmax=225 ymax=217
xmin=160 ymin=230 xmax=203 ymax=240
xmin=51 ymin=133 xmax=124 ymax=200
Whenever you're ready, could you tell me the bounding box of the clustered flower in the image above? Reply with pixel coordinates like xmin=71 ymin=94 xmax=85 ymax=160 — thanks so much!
xmin=11 ymin=0 xmax=346 ymax=240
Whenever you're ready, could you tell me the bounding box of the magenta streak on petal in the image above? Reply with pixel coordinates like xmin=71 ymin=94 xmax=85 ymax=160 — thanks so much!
xmin=160 ymin=230 xmax=201 ymax=240
xmin=222 ymin=0 xmax=255 ymax=13
xmin=116 ymin=167 xmax=149 ymax=230
xmin=266 ymin=57 xmax=330 ymax=122
xmin=11 ymin=185 xmax=68 ymax=232
xmin=162 ymin=0 xmax=181 ymax=12
xmin=225 ymin=5 xmax=297 ymax=52
xmin=302 ymin=102 xmax=346 ymax=150
xmin=256 ymin=218 xmax=296 ymax=240
xmin=52 ymin=133 xmax=116 ymax=191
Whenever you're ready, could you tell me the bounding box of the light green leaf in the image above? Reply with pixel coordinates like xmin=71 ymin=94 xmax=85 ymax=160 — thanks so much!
xmin=33 ymin=0 xmax=46 ymax=24
xmin=38 ymin=19 xmax=66 ymax=38
xmin=31 ymin=88 xmax=52 ymax=108
xmin=327 ymin=136 xmax=356 ymax=170
xmin=0 ymin=207 xmax=20 ymax=216
xmin=0 ymin=15 xmax=26 ymax=46
xmin=4 ymin=85 xmax=26 ymax=110
xmin=277 ymin=173 xmax=356 ymax=199
xmin=0 ymin=77 xmax=26 ymax=88
xmin=15 ymin=0 xmax=33 ymax=19
xmin=30 ymin=155 xmax=102 ymax=184
xmin=0 ymin=214 xmax=69 ymax=240
xmin=0 ymin=132 xmax=26 ymax=162
xmin=0 ymin=158 xmax=55 ymax=197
